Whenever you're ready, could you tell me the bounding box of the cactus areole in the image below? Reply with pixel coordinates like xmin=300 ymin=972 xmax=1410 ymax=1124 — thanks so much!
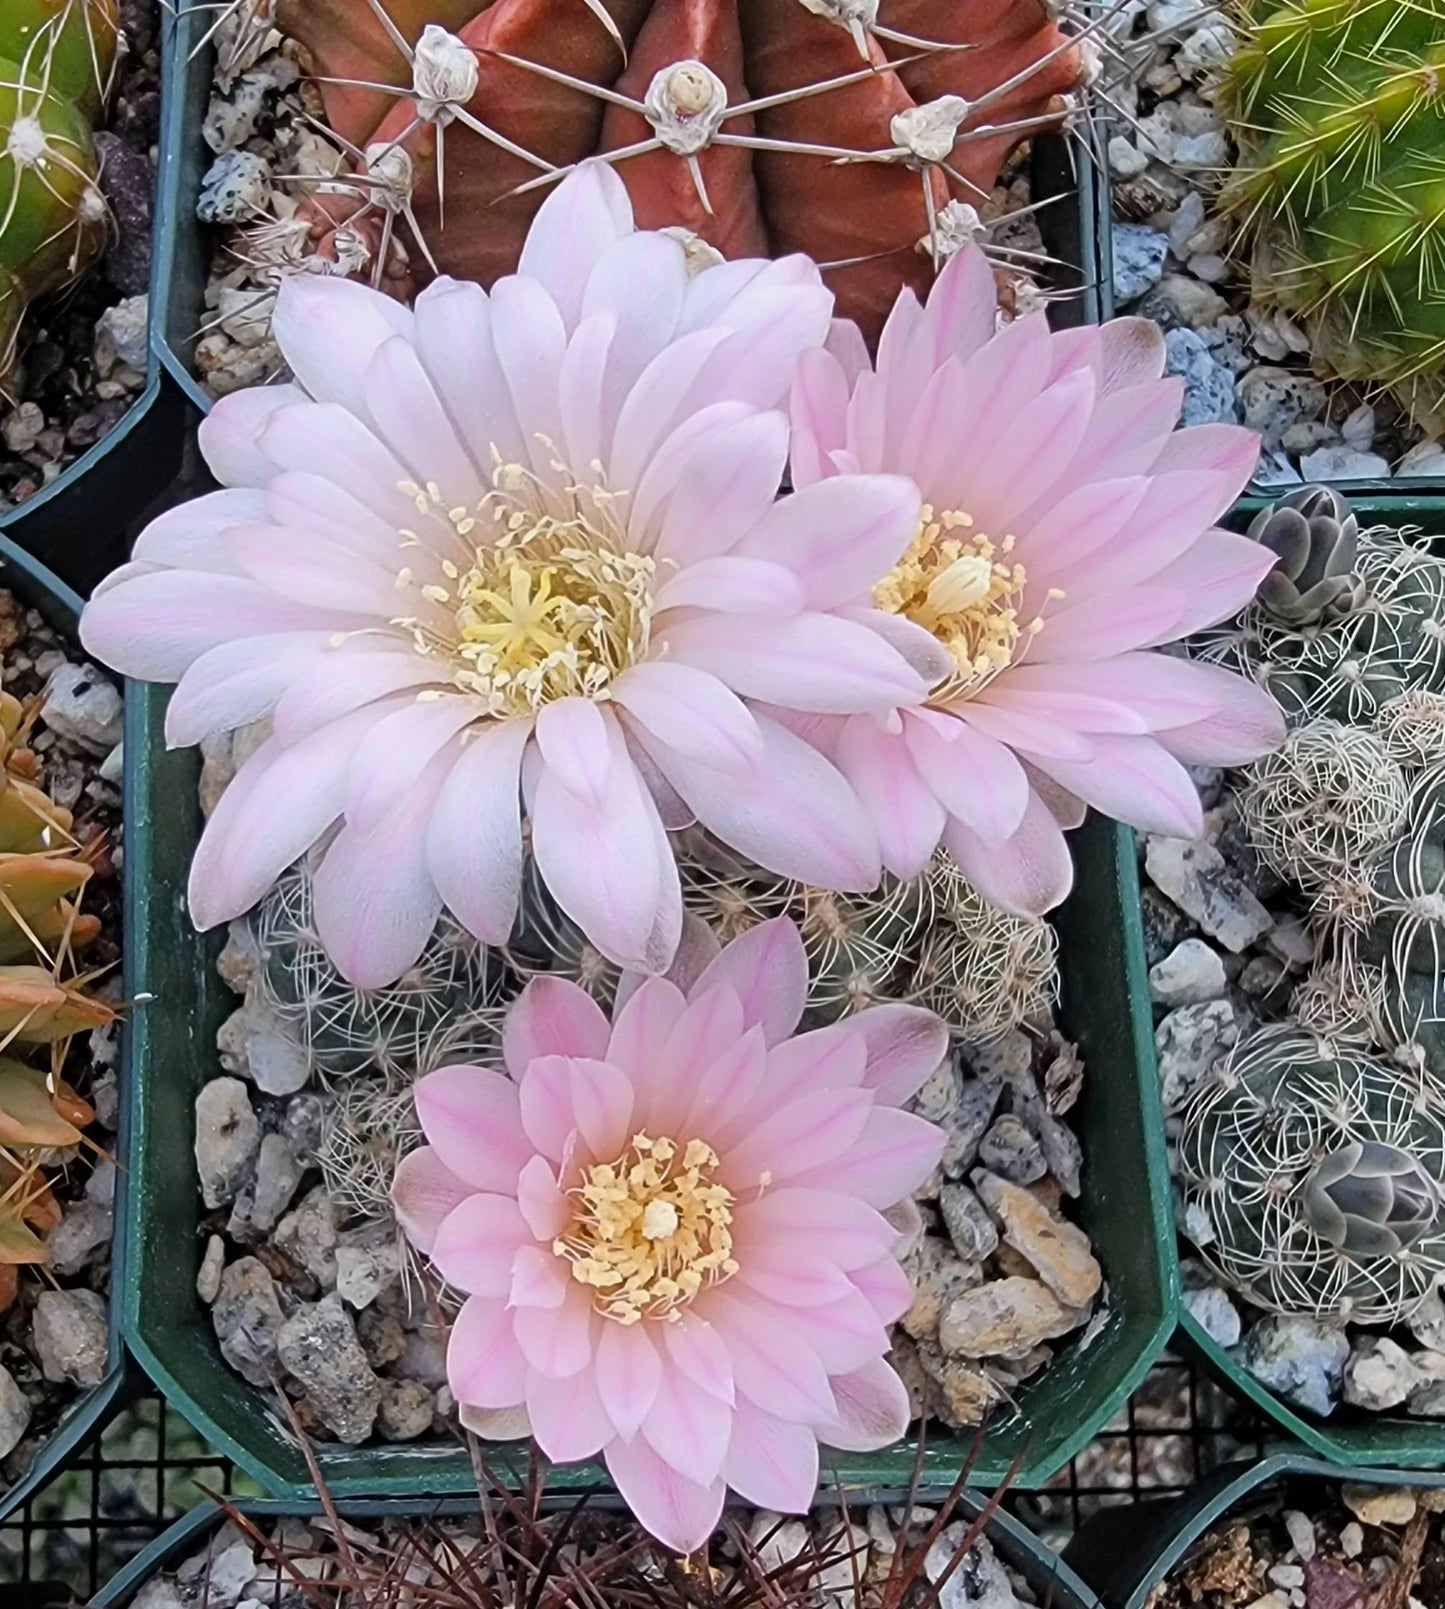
xmin=277 ymin=0 xmax=1081 ymax=339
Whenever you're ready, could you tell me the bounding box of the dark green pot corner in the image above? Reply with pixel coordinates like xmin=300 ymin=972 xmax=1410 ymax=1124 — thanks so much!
xmin=1065 ymin=1448 xmax=1445 ymax=1609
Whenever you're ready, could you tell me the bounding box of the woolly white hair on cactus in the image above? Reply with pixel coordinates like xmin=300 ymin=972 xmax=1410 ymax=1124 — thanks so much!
xmin=81 ymin=164 xmax=946 ymax=988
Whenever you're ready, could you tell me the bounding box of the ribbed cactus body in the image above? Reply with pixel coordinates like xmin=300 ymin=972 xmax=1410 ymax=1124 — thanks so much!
xmin=0 ymin=0 xmax=118 ymax=375
xmin=1220 ymin=0 xmax=1445 ymax=424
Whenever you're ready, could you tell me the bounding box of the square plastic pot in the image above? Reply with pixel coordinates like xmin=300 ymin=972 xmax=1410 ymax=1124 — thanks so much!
xmin=120 ymin=673 xmax=1175 ymax=1500
xmin=1 ymin=8 xmax=192 ymax=599
xmin=1063 ymin=1452 xmax=1445 ymax=1609
xmin=0 ymin=536 xmax=131 ymax=1520
xmin=92 ymin=1488 xmax=1101 ymax=1609
xmin=1167 ymin=493 xmax=1445 ymax=1468
xmin=153 ymin=0 xmax=1111 ymax=417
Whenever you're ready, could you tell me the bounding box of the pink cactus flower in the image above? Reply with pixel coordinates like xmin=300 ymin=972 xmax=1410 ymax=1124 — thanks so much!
xmin=788 ymin=248 xmax=1286 ymax=916
xmin=80 ymin=165 xmax=941 ymax=987
xmin=393 ymin=917 xmax=946 ymax=1552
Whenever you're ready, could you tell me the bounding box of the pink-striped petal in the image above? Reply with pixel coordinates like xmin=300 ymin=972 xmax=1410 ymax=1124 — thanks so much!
xmin=413 ymin=1064 xmax=532 ymax=1193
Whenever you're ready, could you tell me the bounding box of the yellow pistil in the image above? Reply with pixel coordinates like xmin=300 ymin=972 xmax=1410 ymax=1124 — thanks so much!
xmin=392 ymin=459 xmax=655 ymax=719
xmin=873 ymin=504 xmax=1058 ymax=698
xmin=554 ymin=1132 xmax=739 ymax=1326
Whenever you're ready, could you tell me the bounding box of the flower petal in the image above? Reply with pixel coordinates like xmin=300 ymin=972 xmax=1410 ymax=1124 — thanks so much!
xmin=605 ymin=1433 xmax=726 ymax=1554
xmin=596 ymin=1318 xmax=663 ymax=1440
xmin=447 ymin=1295 xmax=527 ymax=1410
xmin=613 ymin=662 xmax=763 ymax=775
xmin=787 ymin=1108 xmax=945 ymax=1208
xmin=833 ymin=717 xmax=946 ymax=881
xmin=513 ymin=1283 xmax=595 ymax=1380
xmin=504 ymin=975 xmax=611 ymax=1077
xmin=430 ymin=1194 xmax=530 ymax=1298
xmin=271 ymin=273 xmax=414 ymax=416
xmin=391 ymin=1147 xmax=473 ymax=1254
xmin=524 ymin=1362 xmax=615 ymax=1464
xmin=854 ymin=1004 xmax=950 ymax=1106
xmin=816 ymin=1356 xmax=910 ymax=1451
xmin=723 ymin=1398 xmax=820 ymax=1514
xmin=688 ymin=917 xmax=808 ymax=1047
xmin=943 ymin=792 xmax=1074 ymax=918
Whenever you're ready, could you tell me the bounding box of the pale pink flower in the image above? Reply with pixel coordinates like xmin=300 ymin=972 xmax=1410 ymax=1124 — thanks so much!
xmin=80 ymin=165 xmax=937 ymax=986
xmin=788 ymin=248 xmax=1286 ymax=915
xmin=394 ymin=917 xmax=946 ymax=1552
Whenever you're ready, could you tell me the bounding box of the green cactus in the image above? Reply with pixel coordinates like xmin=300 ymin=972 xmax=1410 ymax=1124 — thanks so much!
xmin=1219 ymin=0 xmax=1445 ymax=426
xmin=1177 ymin=1023 xmax=1445 ymax=1325
xmin=0 ymin=0 xmax=119 ymax=377
xmin=253 ymin=861 xmax=514 ymax=1080
xmin=316 ymin=1073 xmax=421 ymax=1226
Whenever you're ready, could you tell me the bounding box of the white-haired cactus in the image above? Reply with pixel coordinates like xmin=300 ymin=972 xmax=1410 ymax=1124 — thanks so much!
xmin=1178 ymin=1023 xmax=1445 ymax=1325
xmin=317 ymin=1074 xmax=421 ymax=1225
xmin=253 ymin=861 xmax=513 ymax=1080
xmin=0 ymin=0 xmax=119 ymax=377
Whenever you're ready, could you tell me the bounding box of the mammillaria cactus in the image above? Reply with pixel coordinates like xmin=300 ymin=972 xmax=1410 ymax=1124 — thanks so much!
xmin=272 ymin=0 xmax=1083 ymax=337
xmin=1248 ymin=486 xmax=1364 ymax=628
xmin=0 ymin=0 xmax=118 ymax=377
xmin=1177 ymin=1024 xmax=1445 ymax=1325
xmin=1219 ymin=0 xmax=1445 ymax=426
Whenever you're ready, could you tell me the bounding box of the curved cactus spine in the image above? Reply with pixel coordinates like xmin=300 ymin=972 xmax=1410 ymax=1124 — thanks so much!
xmin=1218 ymin=0 xmax=1445 ymax=425
xmin=272 ymin=0 xmax=1081 ymax=338
xmin=0 ymin=0 xmax=118 ymax=377
xmin=1178 ymin=1023 xmax=1445 ymax=1326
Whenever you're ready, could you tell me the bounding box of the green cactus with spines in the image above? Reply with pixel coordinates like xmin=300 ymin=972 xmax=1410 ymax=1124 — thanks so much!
xmin=1219 ymin=0 xmax=1445 ymax=426
xmin=1178 ymin=1022 xmax=1445 ymax=1326
xmin=0 ymin=0 xmax=119 ymax=378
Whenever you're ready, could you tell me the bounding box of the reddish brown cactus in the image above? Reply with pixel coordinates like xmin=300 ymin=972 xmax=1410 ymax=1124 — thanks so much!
xmin=276 ymin=0 xmax=1080 ymax=339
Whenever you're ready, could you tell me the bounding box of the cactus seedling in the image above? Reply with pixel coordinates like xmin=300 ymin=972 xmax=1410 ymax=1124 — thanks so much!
xmin=1248 ymin=486 xmax=1364 ymax=628
xmin=272 ymin=0 xmax=1083 ymax=338
xmin=1219 ymin=0 xmax=1445 ymax=426
xmin=0 ymin=0 xmax=119 ymax=379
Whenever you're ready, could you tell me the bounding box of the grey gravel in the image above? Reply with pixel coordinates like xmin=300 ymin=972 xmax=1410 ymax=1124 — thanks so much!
xmin=32 ymin=1288 xmax=109 ymax=1387
xmin=195 ymin=1077 xmax=261 ymax=1209
xmin=276 ymin=1295 xmax=381 ymax=1444
xmin=212 ymin=1257 xmax=286 ymax=1386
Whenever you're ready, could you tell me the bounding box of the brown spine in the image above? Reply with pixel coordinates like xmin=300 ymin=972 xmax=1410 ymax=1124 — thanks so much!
xmin=738 ymin=0 xmax=944 ymax=344
xmin=600 ymin=0 xmax=768 ymax=256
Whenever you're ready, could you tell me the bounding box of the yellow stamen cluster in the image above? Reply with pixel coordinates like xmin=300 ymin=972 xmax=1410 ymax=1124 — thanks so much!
xmin=554 ymin=1132 xmax=738 ymax=1325
xmin=393 ymin=460 xmax=655 ymax=719
xmin=873 ymin=504 xmax=1055 ymax=697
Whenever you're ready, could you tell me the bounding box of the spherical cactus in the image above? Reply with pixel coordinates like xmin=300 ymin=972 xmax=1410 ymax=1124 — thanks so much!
xmin=1375 ymin=690 xmax=1445 ymax=773
xmin=253 ymin=861 xmax=514 ymax=1079
xmin=1291 ymin=957 xmax=1384 ymax=1046
xmin=0 ymin=0 xmax=118 ymax=376
xmin=271 ymin=0 xmax=1082 ymax=339
xmin=1238 ymin=720 xmax=1409 ymax=886
xmin=1177 ymin=1023 xmax=1445 ymax=1325
xmin=506 ymin=851 xmax=623 ymax=1003
xmin=792 ymin=874 xmax=929 ymax=1019
xmin=1248 ymin=486 xmax=1365 ymax=629
xmin=317 ymin=1074 xmax=422 ymax=1225
xmin=1219 ymin=0 xmax=1445 ymax=425
xmin=912 ymin=852 xmax=1057 ymax=1040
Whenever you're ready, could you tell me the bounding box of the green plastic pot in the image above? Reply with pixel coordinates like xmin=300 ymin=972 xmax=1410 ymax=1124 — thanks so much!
xmin=120 ymin=670 xmax=1174 ymax=1498
xmin=1 ymin=8 xmax=191 ymax=599
xmin=92 ymin=1489 xmax=1101 ymax=1609
xmin=1163 ymin=494 xmax=1445 ymax=1468
xmin=1064 ymin=1452 xmax=1445 ymax=1609
xmin=154 ymin=0 xmax=1111 ymax=414
xmin=0 ymin=535 xmax=131 ymax=1519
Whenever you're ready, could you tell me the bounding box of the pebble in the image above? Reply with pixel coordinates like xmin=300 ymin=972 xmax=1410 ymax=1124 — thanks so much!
xmin=212 ymin=1257 xmax=286 ymax=1386
xmin=335 ymin=1241 xmax=399 ymax=1309
xmin=1182 ymin=1284 xmax=1241 ymax=1348
xmin=974 ymin=1171 xmax=1102 ymax=1308
xmin=0 ymin=1364 xmax=30 ymax=1459
xmin=274 ymin=1186 xmax=339 ymax=1289
xmin=1284 ymin=1510 xmax=1316 ymax=1562
xmin=1139 ymin=274 xmax=1228 ymax=330
xmin=196 ymin=1233 xmax=226 ymax=1303
xmin=1112 ymin=223 xmax=1169 ymax=304
xmin=95 ymin=295 xmax=150 ymax=374
xmin=276 ymin=1295 xmax=382 ymax=1444
xmin=1342 ymin=1486 xmax=1416 ymax=1528
xmin=748 ymin=1511 xmax=810 ymax=1572
xmin=939 ymin=1076 xmax=1002 ymax=1178
xmin=1164 ymin=328 xmax=1237 ymax=426
xmin=1299 ymin=446 xmax=1390 ymax=481
xmin=977 ymin=1115 xmax=1047 ymax=1185
xmin=49 ymin=1196 xmax=113 ymax=1275
xmin=197 ymin=150 xmax=273 ymax=224
xmin=40 ymin=663 xmax=124 ymax=754
xmin=1176 ymin=17 xmax=1236 ymax=78
xmin=1344 ymin=1338 xmax=1425 ymax=1412
xmin=902 ymin=1237 xmax=984 ymax=1341
xmin=237 ymin=1131 xmax=306 ymax=1234
xmin=1240 ymin=1315 xmax=1349 ymax=1418
xmin=1174 ymin=131 xmax=1229 ymax=169
xmin=1167 ymin=192 xmax=1207 ymax=255
xmin=1155 ymin=1000 xmax=1239 ymax=1115
xmin=1144 ymin=837 xmax=1274 ymax=953
xmin=1108 ymin=135 xmax=1148 ymax=179
xmin=940 ymin=1276 xmax=1082 ymax=1361
xmin=1268 ymin=1565 xmax=1306 ymax=1591
xmin=1238 ymin=367 xmax=1327 ymax=451
xmin=1186 ymin=252 xmax=1229 ymax=284
xmin=1397 ymin=441 xmax=1445 ymax=478
xmin=1149 ymin=938 xmax=1227 ymax=1006
xmin=195 ymin=1077 xmax=262 ymax=1209
xmin=376 ymin=1379 xmax=435 ymax=1441
xmin=1341 ymin=404 xmax=1376 ymax=449
xmin=216 ymin=993 xmax=310 ymax=1096
xmin=939 ymin=1183 xmax=999 ymax=1261
xmin=1146 ymin=0 xmax=1210 ymax=29
xmin=32 ymin=1289 xmax=109 ymax=1386
xmin=1339 ymin=1522 xmax=1363 ymax=1558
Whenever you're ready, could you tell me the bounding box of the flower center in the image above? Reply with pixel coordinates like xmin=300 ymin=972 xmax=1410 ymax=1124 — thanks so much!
xmin=395 ymin=464 xmax=655 ymax=718
xmin=554 ymin=1132 xmax=738 ymax=1325
xmin=873 ymin=504 xmax=1054 ymax=697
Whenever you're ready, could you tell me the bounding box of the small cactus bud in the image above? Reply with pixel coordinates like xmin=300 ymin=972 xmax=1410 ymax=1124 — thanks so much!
xmin=643 ymin=60 xmax=729 ymax=155
xmin=1302 ymin=1139 xmax=1444 ymax=1257
xmin=1248 ymin=485 xmax=1364 ymax=627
